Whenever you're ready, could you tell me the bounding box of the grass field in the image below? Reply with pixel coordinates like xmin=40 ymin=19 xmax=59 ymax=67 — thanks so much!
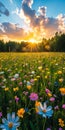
xmin=0 ymin=52 xmax=65 ymax=130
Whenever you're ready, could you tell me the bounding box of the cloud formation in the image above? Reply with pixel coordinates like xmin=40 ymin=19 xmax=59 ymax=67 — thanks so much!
xmin=0 ymin=2 xmax=9 ymax=16
xmin=0 ymin=0 xmax=65 ymax=42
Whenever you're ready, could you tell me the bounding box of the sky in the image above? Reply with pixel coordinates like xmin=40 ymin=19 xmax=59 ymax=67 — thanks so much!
xmin=0 ymin=0 xmax=65 ymax=42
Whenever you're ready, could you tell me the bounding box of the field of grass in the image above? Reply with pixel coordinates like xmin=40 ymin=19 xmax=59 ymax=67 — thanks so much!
xmin=0 ymin=52 xmax=65 ymax=130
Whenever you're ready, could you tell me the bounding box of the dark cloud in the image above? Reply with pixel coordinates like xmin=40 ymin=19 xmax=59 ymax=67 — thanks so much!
xmin=0 ymin=2 xmax=9 ymax=16
xmin=22 ymin=0 xmax=33 ymax=7
xmin=38 ymin=6 xmax=47 ymax=17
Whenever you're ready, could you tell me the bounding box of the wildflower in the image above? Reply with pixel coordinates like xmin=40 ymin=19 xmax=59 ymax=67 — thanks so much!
xmin=35 ymin=102 xmax=53 ymax=118
xmin=34 ymin=78 xmax=37 ymax=81
xmin=0 ymin=112 xmax=2 ymax=118
xmin=17 ymin=108 xmax=25 ymax=118
xmin=45 ymin=75 xmax=48 ymax=79
xmin=4 ymin=87 xmax=9 ymax=91
xmin=46 ymin=128 xmax=51 ymax=130
xmin=13 ymin=87 xmax=19 ymax=92
xmin=14 ymin=73 xmax=19 ymax=79
xmin=15 ymin=96 xmax=19 ymax=103
xmin=30 ymin=79 xmax=34 ymax=83
xmin=0 ymin=112 xmax=20 ymax=130
xmin=49 ymin=97 xmax=55 ymax=102
xmin=57 ymin=71 xmax=62 ymax=74
xmin=29 ymin=92 xmax=38 ymax=101
xmin=58 ymin=118 xmax=64 ymax=127
xmin=27 ymin=85 xmax=31 ymax=90
xmin=59 ymin=78 xmax=64 ymax=83
xmin=59 ymin=88 xmax=65 ymax=95
xmin=45 ymin=88 xmax=50 ymax=94
xmin=47 ymin=93 xmax=52 ymax=97
xmin=38 ymin=66 xmax=42 ymax=70
xmin=54 ymin=105 xmax=59 ymax=110
xmin=62 ymin=104 xmax=65 ymax=109
xmin=23 ymin=91 xmax=28 ymax=95
xmin=59 ymin=128 xmax=63 ymax=130
xmin=19 ymin=82 xmax=22 ymax=85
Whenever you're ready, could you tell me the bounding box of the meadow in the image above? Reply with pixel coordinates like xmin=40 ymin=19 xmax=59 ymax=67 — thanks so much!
xmin=0 ymin=52 xmax=65 ymax=130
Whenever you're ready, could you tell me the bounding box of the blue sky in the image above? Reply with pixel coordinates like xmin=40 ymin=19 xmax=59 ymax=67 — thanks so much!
xmin=0 ymin=0 xmax=65 ymax=42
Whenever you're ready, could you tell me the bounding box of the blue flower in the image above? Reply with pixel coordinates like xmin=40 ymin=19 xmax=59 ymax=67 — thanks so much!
xmin=0 ymin=112 xmax=20 ymax=130
xmin=36 ymin=102 xmax=53 ymax=118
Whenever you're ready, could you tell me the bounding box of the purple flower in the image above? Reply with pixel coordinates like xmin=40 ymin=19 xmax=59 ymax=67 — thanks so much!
xmin=62 ymin=104 xmax=65 ymax=109
xmin=29 ymin=92 xmax=38 ymax=101
xmin=0 ymin=112 xmax=2 ymax=118
xmin=54 ymin=105 xmax=59 ymax=110
xmin=15 ymin=96 xmax=19 ymax=103
xmin=49 ymin=97 xmax=55 ymax=102
xmin=59 ymin=128 xmax=63 ymax=130
xmin=46 ymin=128 xmax=51 ymax=130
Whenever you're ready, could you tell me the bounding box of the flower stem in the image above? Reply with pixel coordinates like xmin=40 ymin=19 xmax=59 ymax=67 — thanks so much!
xmin=43 ymin=118 xmax=46 ymax=130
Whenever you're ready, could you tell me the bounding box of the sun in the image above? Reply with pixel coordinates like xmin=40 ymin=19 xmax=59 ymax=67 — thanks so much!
xmin=29 ymin=39 xmax=38 ymax=44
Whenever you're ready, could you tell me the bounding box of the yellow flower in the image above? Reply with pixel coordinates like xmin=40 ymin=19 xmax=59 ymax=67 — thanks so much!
xmin=36 ymin=75 xmax=40 ymax=78
xmin=58 ymin=118 xmax=65 ymax=127
xmin=4 ymin=87 xmax=9 ymax=91
xmin=59 ymin=78 xmax=63 ymax=83
xmin=45 ymin=75 xmax=48 ymax=79
xmin=57 ymin=71 xmax=62 ymax=74
xmin=13 ymin=87 xmax=19 ymax=92
xmin=27 ymin=85 xmax=31 ymax=90
xmin=38 ymin=66 xmax=42 ymax=70
xmin=59 ymin=87 xmax=65 ymax=95
xmin=34 ymin=78 xmax=37 ymax=81
xmin=17 ymin=108 xmax=25 ymax=118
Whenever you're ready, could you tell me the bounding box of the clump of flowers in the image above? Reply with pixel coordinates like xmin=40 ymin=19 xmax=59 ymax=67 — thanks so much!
xmin=35 ymin=101 xmax=53 ymax=118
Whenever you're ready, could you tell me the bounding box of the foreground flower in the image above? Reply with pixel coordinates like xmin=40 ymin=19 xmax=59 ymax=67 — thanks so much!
xmin=0 ymin=112 xmax=20 ymax=130
xmin=17 ymin=108 xmax=25 ymax=118
xmin=29 ymin=92 xmax=38 ymax=101
xmin=35 ymin=102 xmax=53 ymax=118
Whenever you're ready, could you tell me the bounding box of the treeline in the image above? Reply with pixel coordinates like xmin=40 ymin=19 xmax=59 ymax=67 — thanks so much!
xmin=0 ymin=32 xmax=65 ymax=52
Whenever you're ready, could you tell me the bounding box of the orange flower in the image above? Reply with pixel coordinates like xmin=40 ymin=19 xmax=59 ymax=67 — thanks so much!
xmin=58 ymin=118 xmax=65 ymax=127
xmin=27 ymin=85 xmax=31 ymax=90
xmin=17 ymin=108 xmax=25 ymax=118
xmin=59 ymin=88 xmax=65 ymax=95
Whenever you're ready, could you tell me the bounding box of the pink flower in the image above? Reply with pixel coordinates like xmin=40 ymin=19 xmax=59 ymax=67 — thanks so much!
xmin=54 ymin=105 xmax=59 ymax=110
xmin=15 ymin=96 xmax=19 ymax=103
xmin=29 ymin=92 xmax=38 ymax=101
xmin=59 ymin=128 xmax=63 ymax=130
xmin=49 ymin=97 xmax=55 ymax=102
xmin=0 ymin=112 xmax=2 ymax=118
xmin=45 ymin=88 xmax=50 ymax=94
xmin=62 ymin=104 xmax=65 ymax=109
